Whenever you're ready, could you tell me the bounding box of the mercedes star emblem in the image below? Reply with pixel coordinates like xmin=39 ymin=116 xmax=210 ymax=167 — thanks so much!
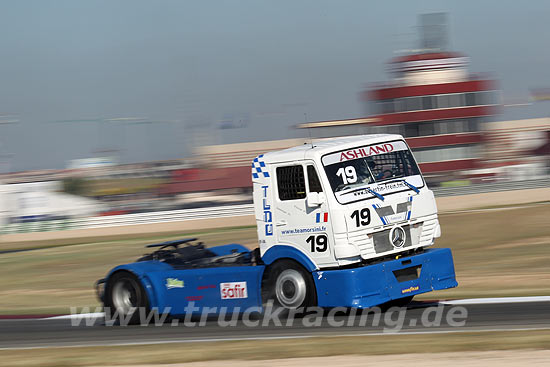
xmin=389 ymin=226 xmax=406 ymax=248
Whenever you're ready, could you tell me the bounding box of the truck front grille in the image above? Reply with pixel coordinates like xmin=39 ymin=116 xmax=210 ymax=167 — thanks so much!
xmin=418 ymin=218 xmax=438 ymax=247
xmin=372 ymin=225 xmax=412 ymax=254
xmin=348 ymin=214 xmax=438 ymax=260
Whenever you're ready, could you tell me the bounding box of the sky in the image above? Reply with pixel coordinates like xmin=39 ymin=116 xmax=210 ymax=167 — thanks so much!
xmin=0 ymin=0 xmax=549 ymax=171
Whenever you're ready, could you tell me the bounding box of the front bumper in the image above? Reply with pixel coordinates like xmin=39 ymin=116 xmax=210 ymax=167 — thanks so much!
xmin=314 ymin=248 xmax=457 ymax=308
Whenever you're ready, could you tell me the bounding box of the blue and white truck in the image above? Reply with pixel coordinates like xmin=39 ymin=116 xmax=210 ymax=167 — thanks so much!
xmin=97 ymin=134 xmax=457 ymax=323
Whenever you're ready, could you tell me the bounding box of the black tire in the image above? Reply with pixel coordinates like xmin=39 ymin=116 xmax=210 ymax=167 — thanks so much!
xmin=263 ymin=260 xmax=316 ymax=310
xmin=104 ymin=271 xmax=149 ymax=325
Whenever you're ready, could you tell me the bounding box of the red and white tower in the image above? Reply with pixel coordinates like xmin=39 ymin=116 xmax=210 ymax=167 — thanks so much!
xmin=365 ymin=13 xmax=501 ymax=183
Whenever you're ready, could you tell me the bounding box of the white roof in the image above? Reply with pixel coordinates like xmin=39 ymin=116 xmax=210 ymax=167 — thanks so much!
xmin=261 ymin=134 xmax=405 ymax=163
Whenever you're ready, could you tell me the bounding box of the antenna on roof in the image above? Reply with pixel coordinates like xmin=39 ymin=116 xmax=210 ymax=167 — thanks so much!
xmin=304 ymin=113 xmax=314 ymax=149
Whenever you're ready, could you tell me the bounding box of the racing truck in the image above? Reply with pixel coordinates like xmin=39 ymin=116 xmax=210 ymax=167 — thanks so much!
xmin=97 ymin=134 xmax=457 ymax=322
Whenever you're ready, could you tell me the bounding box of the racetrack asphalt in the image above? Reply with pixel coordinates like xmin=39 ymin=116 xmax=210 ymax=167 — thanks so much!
xmin=0 ymin=300 xmax=549 ymax=350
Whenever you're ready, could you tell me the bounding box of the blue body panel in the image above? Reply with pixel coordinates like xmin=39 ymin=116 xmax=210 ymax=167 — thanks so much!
xmin=145 ymin=265 xmax=264 ymax=314
xmin=106 ymin=247 xmax=265 ymax=315
xmin=314 ymin=248 xmax=457 ymax=308
xmin=104 ymin=245 xmax=456 ymax=313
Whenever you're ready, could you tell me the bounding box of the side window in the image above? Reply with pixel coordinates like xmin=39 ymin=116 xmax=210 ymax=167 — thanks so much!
xmin=307 ymin=165 xmax=323 ymax=193
xmin=276 ymin=165 xmax=306 ymax=201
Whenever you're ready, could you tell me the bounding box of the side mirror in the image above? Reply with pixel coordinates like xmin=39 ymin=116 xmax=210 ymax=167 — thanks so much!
xmin=306 ymin=192 xmax=326 ymax=207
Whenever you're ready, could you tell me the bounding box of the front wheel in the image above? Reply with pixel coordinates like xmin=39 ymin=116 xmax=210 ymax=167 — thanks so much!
xmin=104 ymin=271 xmax=149 ymax=325
xmin=264 ymin=260 xmax=316 ymax=310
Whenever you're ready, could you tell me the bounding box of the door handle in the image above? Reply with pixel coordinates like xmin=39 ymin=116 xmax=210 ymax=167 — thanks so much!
xmin=276 ymin=220 xmax=287 ymax=226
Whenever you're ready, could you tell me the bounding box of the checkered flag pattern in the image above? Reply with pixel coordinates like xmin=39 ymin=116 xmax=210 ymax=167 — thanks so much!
xmin=252 ymin=154 xmax=270 ymax=179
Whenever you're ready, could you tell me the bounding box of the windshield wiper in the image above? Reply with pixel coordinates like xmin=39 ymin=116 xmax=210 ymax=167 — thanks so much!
xmin=395 ymin=179 xmax=420 ymax=194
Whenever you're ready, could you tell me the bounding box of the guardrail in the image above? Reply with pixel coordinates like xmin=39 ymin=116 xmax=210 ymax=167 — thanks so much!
xmin=0 ymin=204 xmax=255 ymax=235
xmin=1 ymin=178 xmax=549 ymax=235
xmin=432 ymin=177 xmax=550 ymax=197
xmin=75 ymin=204 xmax=255 ymax=229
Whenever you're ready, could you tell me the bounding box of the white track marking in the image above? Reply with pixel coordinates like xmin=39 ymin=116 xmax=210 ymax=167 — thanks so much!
xmin=439 ymin=296 xmax=550 ymax=305
xmin=25 ymin=296 xmax=549 ymax=321
xmin=42 ymin=312 xmax=104 ymax=320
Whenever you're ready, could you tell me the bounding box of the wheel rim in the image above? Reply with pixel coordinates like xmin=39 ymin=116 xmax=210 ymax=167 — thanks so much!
xmin=275 ymin=269 xmax=307 ymax=308
xmin=112 ymin=278 xmax=139 ymax=315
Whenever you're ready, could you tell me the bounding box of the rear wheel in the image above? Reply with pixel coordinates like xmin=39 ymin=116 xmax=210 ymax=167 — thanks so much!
xmin=104 ymin=271 xmax=149 ymax=325
xmin=264 ymin=260 xmax=316 ymax=310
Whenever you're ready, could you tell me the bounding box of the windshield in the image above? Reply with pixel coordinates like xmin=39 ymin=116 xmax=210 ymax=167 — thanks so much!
xmin=322 ymin=140 xmax=422 ymax=202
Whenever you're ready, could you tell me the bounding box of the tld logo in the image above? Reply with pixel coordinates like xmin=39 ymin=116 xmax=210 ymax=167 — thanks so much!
xmin=262 ymin=185 xmax=273 ymax=236
xmin=220 ymin=282 xmax=248 ymax=299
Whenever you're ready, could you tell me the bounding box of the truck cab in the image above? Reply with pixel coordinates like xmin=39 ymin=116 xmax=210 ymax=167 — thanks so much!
xmin=253 ymin=134 xmax=441 ymax=269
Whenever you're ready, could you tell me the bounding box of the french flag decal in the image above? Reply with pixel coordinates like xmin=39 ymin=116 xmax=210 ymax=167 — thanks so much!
xmin=316 ymin=212 xmax=329 ymax=223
